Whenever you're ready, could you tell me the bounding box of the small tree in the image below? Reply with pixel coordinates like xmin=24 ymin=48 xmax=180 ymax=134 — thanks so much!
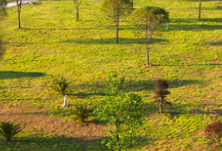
xmin=106 ymin=71 xmax=125 ymax=95
xmin=102 ymin=0 xmax=132 ymax=44
xmin=205 ymin=121 xmax=222 ymax=145
xmin=96 ymin=93 xmax=144 ymax=151
xmin=16 ymin=0 xmax=23 ymax=29
xmin=51 ymin=77 xmax=70 ymax=107
xmin=154 ymin=79 xmax=171 ymax=114
xmin=131 ymin=6 xmax=169 ymax=66
xmin=0 ymin=122 xmax=21 ymax=142
xmin=73 ymin=0 xmax=81 ymax=21
xmin=73 ymin=105 xmax=94 ymax=123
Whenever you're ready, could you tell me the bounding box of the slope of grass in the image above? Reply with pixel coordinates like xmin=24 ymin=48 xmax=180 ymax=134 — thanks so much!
xmin=0 ymin=0 xmax=222 ymax=150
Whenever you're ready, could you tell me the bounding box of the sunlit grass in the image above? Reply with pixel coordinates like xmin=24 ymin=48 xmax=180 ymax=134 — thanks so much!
xmin=0 ymin=0 xmax=222 ymax=150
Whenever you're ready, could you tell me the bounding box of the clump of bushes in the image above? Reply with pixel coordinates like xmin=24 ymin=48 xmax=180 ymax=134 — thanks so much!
xmin=205 ymin=121 xmax=222 ymax=146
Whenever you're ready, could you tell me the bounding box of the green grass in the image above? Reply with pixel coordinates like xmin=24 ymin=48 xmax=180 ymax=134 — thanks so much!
xmin=0 ymin=0 xmax=222 ymax=150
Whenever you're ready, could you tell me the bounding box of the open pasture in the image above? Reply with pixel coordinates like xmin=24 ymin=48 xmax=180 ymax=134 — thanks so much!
xmin=0 ymin=0 xmax=222 ymax=150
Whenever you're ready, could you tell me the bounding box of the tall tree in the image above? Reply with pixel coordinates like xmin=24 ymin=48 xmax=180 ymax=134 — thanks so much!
xmin=131 ymin=6 xmax=169 ymax=66
xmin=74 ymin=0 xmax=81 ymax=21
xmin=102 ymin=0 xmax=132 ymax=44
xmin=16 ymin=0 xmax=23 ymax=29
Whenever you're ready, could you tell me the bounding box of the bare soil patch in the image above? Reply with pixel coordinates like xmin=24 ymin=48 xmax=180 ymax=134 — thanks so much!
xmin=0 ymin=105 xmax=107 ymax=145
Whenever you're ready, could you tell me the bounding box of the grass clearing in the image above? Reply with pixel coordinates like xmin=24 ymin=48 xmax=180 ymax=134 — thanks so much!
xmin=0 ymin=0 xmax=222 ymax=150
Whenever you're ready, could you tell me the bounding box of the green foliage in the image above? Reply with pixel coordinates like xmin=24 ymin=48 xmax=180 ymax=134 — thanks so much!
xmin=0 ymin=0 xmax=6 ymax=18
xmin=0 ymin=0 xmax=222 ymax=150
xmin=131 ymin=6 xmax=169 ymax=35
xmin=51 ymin=77 xmax=70 ymax=96
xmin=107 ymin=71 xmax=125 ymax=95
xmin=0 ymin=122 xmax=21 ymax=142
xmin=96 ymin=93 xmax=144 ymax=150
xmin=73 ymin=105 xmax=94 ymax=123
xmin=101 ymin=0 xmax=132 ymax=21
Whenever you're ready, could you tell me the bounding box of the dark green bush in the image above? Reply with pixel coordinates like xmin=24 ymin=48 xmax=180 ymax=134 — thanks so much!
xmin=0 ymin=122 xmax=21 ymax=142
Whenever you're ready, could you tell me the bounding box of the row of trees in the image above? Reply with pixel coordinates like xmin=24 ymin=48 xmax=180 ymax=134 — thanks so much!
xmin=102 ymin=0 xmax=169 ymax=65
xmin=7 ymin=0 xmax=213 ymax=65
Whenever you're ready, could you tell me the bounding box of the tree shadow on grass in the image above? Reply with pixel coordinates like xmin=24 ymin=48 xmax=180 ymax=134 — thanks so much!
xmin=122 ymin=79 xmax=202 ymax=92
xmin=209 ymin=41 xmax=222 ymax=46
xmin=68 ymin=91 xmax=107 ymax=98
xmin=170 ymin=24 xmax=222 ymax=31
xmin=0 ymin=71 xmax=45 ymax=79
xmin=61 ymin=38 xmax=168 ymax=45
xmin=153 ymin=63 xmax=222 ymax=67
xmin=160 ymin=103 xmax=222 ymax=119
xmin=68 ymin=79 xmax=202 ymax=99
xmin=171 ymin=18 xmax=222 ymax=23
xmin=4 ymin=134 xmax=111 ymax=151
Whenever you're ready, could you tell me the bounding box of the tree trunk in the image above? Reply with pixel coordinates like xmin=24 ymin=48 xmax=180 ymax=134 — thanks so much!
xmin=132 ymin=0 xmax=133 ymax=9
xmin=18 ymin=10 xmax=20 ymax=29
xmin=145 ymin=24 xmax=149 ymax=65
xmin=115 ymin=118 xmax=121 ymax=151
xmin=159 ymin=102 xmax=162 ymax=114
xmin=17 ymin=0 xmax=21 ymax=29
xmin=198 ymin=0 xmax=201 ymax=20
xmin=76 ymin=6 xmax=79 ymax=21
xmin=115 ymin=16 xmax=119 ymax=44
xmin=7 ymin=138 xmax=11 ymax=142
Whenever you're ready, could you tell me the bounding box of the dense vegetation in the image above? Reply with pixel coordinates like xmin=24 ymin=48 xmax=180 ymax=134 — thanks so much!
xmin=0 ymin=0 xmax=222 ymax=150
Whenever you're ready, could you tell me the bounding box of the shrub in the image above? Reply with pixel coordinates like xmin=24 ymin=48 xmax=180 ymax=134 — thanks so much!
xmin=73 ymin=105 xmax=94 ymax=123
xmin=154 ymin=79 xmax=171 ymax=114
xmin=51 ymin=77 xmax=70 ymax=107
xmin=0 ymin=122 xmax=21 ymax=142
xmin=205 ymin=121 xmax=222 ymax=144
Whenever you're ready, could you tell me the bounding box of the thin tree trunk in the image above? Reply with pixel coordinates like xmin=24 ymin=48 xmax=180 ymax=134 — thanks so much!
xmin=132 ymin=0 xmax=133 ymax=9
xmin=145 ymin=24 xmax=149 ymax=65
xmin=115 ymin=118 xmax=121 ymax=151
xmin=17 ymin=0 xmax=22 ymax=29
xmin=159 ymin=102 xmax=162 ymax=114
xmin=116 ymin=16 xmax=119 ymax=44
xmin=199 ymin=0 xmax=201 ymax=20
xmin=76 ymin=7 xmax=79 ymax=21
xmin=7 ymin=138 xmax=11 ymax=142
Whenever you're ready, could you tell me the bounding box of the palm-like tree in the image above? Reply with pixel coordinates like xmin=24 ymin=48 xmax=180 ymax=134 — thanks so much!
xmin=51 ymin=77 xmax=70 ymax=107
xmin=73 ymin=105 xmax=93 ymax=123
xmin=0 ymin=122 xmax=21 ymax=142
xmin=154 ymin=79 xmax=171 ymax=114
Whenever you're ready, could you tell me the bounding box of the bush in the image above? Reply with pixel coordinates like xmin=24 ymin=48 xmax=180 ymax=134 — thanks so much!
xmin=0 ymin=122 xmax=21 ymax=142
xmin=73 ymin=105 xmax=94 ymax=123
xmin=205 ymin=121 xmax=222 ymax=145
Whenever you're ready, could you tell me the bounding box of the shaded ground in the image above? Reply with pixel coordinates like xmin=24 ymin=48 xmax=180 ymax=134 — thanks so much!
xmin=0 ymin=105 xmax=107 ymax=146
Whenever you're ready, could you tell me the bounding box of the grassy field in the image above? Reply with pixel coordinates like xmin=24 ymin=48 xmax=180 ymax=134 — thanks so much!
xmin=0 ymin=0 xmax=222 ymax=150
